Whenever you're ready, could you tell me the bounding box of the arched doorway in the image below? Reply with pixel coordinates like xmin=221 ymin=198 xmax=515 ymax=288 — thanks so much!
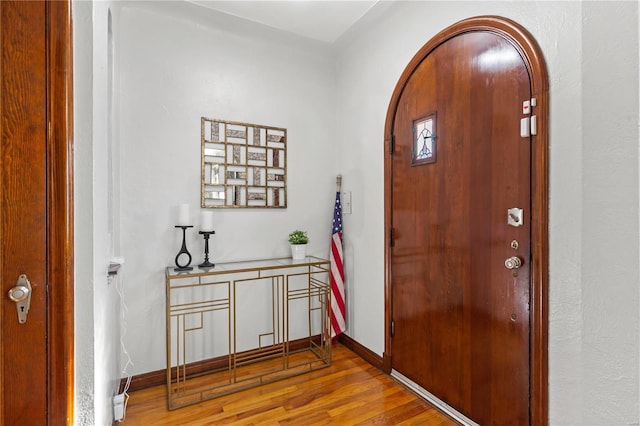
xmin=383 ymin=16 xmax=548 ymax=425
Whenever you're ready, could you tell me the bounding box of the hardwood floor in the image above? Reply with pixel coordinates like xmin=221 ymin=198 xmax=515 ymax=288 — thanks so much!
xmin=122 ymin=344 xmax=457 ymax=425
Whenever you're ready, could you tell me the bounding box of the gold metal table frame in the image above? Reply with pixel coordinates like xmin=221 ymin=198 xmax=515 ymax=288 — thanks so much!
xmin=165 ymin=256 xmax=332 ymax=409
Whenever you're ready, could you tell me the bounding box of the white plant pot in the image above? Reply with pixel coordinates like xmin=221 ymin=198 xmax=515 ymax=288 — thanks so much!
xmin=290 ymin=244 xmax=307 ymax=260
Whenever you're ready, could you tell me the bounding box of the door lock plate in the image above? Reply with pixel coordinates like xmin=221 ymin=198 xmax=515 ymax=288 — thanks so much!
xmin=8 ymin=274 xmax=32 ymax=324
xmin=507 ymin=208 xmax=523 ymax=227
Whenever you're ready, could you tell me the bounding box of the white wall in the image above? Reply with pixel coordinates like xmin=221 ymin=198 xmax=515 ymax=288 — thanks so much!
xmin=92 ymin=1 xmax=124 ymax=424
xmin=73 ymin=2 xmax=96 ymax=423
xmin=334 ymin=1 xmax=638 ymax=425
xmin=111 ymin=1 xmax=337 ymax=376
xmin=74 ymin=1 xmax=123 ymax=425
xmin=581 ymin=2 xmax=639 ymax=421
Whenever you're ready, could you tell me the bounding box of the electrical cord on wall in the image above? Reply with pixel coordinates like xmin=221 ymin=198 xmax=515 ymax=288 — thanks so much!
xmin=113 ymin=259 xmax=133 ymax=422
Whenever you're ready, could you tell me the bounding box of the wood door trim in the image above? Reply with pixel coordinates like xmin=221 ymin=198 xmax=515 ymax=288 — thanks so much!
xmin=383 ymin=16 xmax=549 ymax=425
xmin=46 ymin=1 xmax=74 ymax=424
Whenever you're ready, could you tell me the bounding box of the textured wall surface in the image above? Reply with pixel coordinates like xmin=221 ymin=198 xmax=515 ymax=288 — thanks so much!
xmin=580 ymin=2 xmax=639 ymax=423
xmin=73 ymin=1 xmax=96 ymax=423
xmin=74 ymin=1 xmax=124 ymax=424
xmin=112 ymin=1 xmax=337 ymax=376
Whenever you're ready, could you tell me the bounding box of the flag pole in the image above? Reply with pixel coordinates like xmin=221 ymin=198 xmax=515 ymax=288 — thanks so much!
xmin=330 ymin=174 xmax=345 ymax=341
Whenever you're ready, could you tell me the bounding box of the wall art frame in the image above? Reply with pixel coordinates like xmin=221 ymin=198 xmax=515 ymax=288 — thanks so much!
xmin=201 ymin=117 xmax=287 ymax=208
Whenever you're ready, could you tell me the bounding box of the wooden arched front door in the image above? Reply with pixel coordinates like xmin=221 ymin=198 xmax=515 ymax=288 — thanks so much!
xmin=384 ymin=17 xmax=548 ymax=425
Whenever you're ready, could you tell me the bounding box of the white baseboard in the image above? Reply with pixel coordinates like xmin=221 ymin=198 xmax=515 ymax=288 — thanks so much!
xmin=391 ymin=369 xmax=480 ymax=426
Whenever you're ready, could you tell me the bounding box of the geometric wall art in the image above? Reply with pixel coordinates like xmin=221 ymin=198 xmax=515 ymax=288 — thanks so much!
xmin=201 ymin=118 xmax=287 ymax=208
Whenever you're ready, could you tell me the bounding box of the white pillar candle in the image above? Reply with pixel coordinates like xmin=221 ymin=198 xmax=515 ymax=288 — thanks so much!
xmin=201 ymin=210 xmax=214 ymax=232
xmin=177 ymin=203 xmax=190 ymax=226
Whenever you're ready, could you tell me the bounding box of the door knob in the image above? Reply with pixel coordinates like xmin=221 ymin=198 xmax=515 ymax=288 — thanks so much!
xmin=8 ymin=274 xmax=32 ymax=324
xmin=504 ymin=256 xmax=522 ymax=270
xmin=8 ymin=285 xmax=29 ymax=302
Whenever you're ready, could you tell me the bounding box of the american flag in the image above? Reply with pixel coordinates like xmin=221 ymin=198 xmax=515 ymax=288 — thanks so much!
xmin=330 ymin=190 xmax=345 ymax=338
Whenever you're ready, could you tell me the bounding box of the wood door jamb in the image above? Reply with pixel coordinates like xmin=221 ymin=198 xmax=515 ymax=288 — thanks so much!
xmin=46 ymin=1 xmax=74 ymax=424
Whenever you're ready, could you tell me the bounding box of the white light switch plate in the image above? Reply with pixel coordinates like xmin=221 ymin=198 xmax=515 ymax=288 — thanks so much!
xmin=341 ymin=191 xmax=352 ymax=215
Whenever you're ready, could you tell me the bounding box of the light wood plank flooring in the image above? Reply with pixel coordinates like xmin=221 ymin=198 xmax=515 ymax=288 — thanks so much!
xmin=122 ymin=344 xmax=457 ymax=425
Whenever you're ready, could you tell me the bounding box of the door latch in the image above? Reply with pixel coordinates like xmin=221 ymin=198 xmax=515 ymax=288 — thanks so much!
xmin=8 ymin=274 xmax=32 ymax=324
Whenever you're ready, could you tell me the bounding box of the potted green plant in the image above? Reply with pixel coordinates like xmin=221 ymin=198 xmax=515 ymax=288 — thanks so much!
xmin=288 ymin=230 xmax=309 ymax=260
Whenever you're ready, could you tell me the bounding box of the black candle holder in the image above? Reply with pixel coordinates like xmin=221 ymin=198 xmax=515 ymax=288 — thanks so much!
xmin=174 ymin=225 xmax=194 ymax=271
xmin=198 ymin=231 xmax=215 ymax=268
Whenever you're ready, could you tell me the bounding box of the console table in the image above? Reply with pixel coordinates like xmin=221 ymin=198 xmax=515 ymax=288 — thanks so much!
xmin=165 ymin=256 xmax=332 ymax=409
